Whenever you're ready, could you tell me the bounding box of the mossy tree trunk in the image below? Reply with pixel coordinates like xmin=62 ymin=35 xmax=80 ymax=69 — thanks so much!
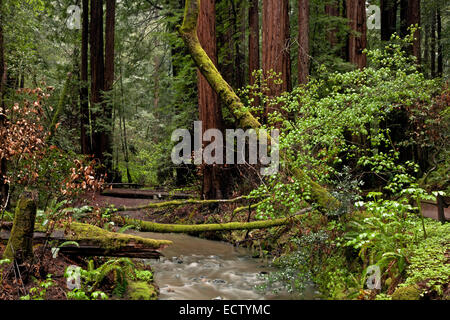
xmin=3 ymin=196 xmax=37 ymax=262
xmin=178 ymin=0 xmax=340 ymax=212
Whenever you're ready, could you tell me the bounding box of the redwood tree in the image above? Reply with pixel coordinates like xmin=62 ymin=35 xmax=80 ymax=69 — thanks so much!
xmin=89 ymin=0 xmax=105 ymax=168
xmin=400 ymin=0 xmax=421 ymax=62
xmin=346 ymin=0 xmax=367 ymax=69
xmin=80 ymin=0 xmax=90 ymax=155
xmin=262 ymin=0 xmax=291 ymax=118
xmin=88 ymin=0 xmax=115 ymax=178
xmin=298 ymin=0 xmax=309 ymax=85
xmin=407 ymin=0 xmax=420 ymax=62
xmin=325 ymin=1 xmax=339 ymax=48
xmin=380 ymin=0 xmax=397 ymax=41
xmin=197 ymin=0 xmax=224 ymax=199
xmin=248 ymin=0 xmax=259 ymax=87
xmin=0 ymin=0 xmax=7 ymax=209
xmin=103 ymin=0 xmax=116 ymax=176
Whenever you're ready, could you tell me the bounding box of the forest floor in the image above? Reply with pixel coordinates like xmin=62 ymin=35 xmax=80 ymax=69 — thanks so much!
xmin=1 ymin=189 xmax=447 ymax=300
xmin=0 ymin=244 xmax=82 ymax=300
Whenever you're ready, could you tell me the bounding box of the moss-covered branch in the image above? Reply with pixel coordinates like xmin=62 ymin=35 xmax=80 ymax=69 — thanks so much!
xmin=114 ymin=196 xmax=251 ymax=212
xmin=65 ymin=222 xmax=172 ymax=250
xmin=123 ymin=207 xmax=311 ymax=233
xmin=179 ymin=0 xmax=339 ymax=212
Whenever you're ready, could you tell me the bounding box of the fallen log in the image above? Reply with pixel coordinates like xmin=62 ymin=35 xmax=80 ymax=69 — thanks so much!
xmin=101 ymin=189 xmax=195 ymax=200
xmin=1 ymin=222 xmax=172 ymax=259
xmin=104 ymin=183 xmax=144 ymax=189
xmin=114 ymin=196 xmax=252 ymax=212
xmin=123 ymin=207 xmax=312 ymax=233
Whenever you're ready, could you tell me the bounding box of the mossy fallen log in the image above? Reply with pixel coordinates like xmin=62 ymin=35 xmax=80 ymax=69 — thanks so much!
xmin=123 ymin=207 xmax=311 ymax=233
xmin=179 ymin=0 xmax=340 ymax=212
xmin=2 ymin=222 xmax=173 ymax=258
xmin=101 ymin=189 xmax=194 ymax=200
xmin=64 ymin=222 xmax=172 ymax=251
xmin=114 ymin=196 xmax=250 ymax=212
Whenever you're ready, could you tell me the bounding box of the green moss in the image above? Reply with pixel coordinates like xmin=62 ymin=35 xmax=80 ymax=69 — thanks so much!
xmin=391 ymin=285 xmax=422 ymax=300
xmin=3 ymin=197 xmax=37 ymax=261
xmin=65 ymin=222 xmax=172 ymax=250
xmin=126 ymin=280 xmax=158 ymax=300
xmin=125 ymin=214 xmax=307 ymax=233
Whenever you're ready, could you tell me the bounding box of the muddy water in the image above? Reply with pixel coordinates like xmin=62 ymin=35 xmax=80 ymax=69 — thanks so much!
xmin=133 ymin=231 xmax=315 ymax=300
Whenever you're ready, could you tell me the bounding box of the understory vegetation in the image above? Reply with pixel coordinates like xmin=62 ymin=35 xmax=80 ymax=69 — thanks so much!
xmin=244 ymin=36 xmax=450 ymax=300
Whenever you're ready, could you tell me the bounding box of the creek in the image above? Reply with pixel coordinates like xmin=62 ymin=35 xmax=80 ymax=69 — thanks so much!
xmin=134 ymin=231 xmax=317 ymax=300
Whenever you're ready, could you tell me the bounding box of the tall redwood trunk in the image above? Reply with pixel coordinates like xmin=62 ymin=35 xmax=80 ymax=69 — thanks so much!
xmin=197 ymin=0 xmax=223 ymax=199
xmin=248 ymin=0 xmax=260 ymax=86
xmin=298 ymin=0 xmax=309 ymax=85
xmin=346 ymin=0 xmax=367 ymax=69
xmin=380 ymin=0 xmax=397 ymax=41
xmin=262 ymin=0 xmax=291 ymax=119
xmin=406 ymin=0 xmax=420 ymax=62
xmin=400 ymin=0 xmax=408 ymax=37
xmin=248 ymin=0 xmax=260 ymax=107
xmin=80 ymin=0 xmax=90 ymax=154
xmin=105 ymin=0 xmax=115 ymax=92
xmin=0 ymin=0 xmax=8 ymax=209
xmin=430 ymin=10 xmax=436 ymax=77
xmin=103 ymin=0 xmax=116 ymax=177
xmin=89 ymin=0 xmax=105 ymax=168
xmin=436 ymin=8 xmax=442 ymax=77
xmin=325 ymin=1 xmax=339 ymax=48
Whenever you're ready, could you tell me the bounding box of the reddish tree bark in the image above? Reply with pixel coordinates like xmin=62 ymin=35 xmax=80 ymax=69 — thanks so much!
xmin=197 ymin=0 xmax=224 ymax=199
xmin=346 ymin=0 xmax=367 ymax=69
xmin=89 ymin=0 xmax=106 ymax=168
xmin=262 ymin=0 xmax=291 ymax=118
xmin=380 ymin=0 xmax=397 ymax=41
xmin=248 ymin=0 xmax=260 ymax=108
xmin=105 ymin=0 xmax=116 ymax=92
xmin=430 ymin=10 xmax=436 ymax=77
xmin=437 ymin=8 xmax=442 ymax=77
xmin=0 ymin=0 xmax=7 ymax=209
xmin=298 ymin=0 xmax=309 ymax=85
xmin=248 ymin=0 xmax=260 ymax=86
xmin=80 ymin=0 xmax=90 ymax=155
xmin=406 ymin=0 xmax=420 ymax=62
xmin=102 ymin=0 xmax=116 ymax=176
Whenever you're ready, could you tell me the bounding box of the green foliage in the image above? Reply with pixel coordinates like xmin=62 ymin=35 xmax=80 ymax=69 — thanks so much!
xmin=63 ymin=257 xmax=155 ymax=299
xmin=66 ymin=289 xmax=108 ymax=301
xmin=243 ymin=32 xmax=442 ymax=220
xmin=261 ymin=231 xmax=329 ymax=294
xmin=256 ymin=34 xmax=448 ymax=299
xmin=401 ymin=221 xmax=450 ymax=297
xmin=20 ymin=274 xmax=54 ymax=300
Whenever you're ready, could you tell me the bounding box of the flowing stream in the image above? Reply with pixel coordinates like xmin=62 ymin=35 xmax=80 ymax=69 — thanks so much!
xmin=132 ymin=231 xmax=316 ymax=300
